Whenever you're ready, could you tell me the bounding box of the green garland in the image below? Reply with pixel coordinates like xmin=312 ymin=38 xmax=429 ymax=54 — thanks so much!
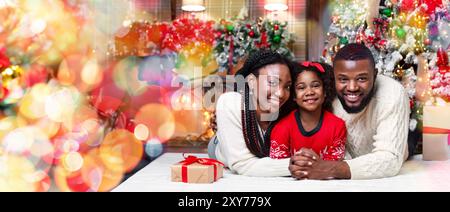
xmin=214 ymin=19 xmax=294 ymax=74
xmin=262 ymin=20 xmax=294 ymax=59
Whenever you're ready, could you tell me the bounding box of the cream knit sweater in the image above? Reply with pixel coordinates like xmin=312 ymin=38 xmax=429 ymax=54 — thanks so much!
xmin=333 ymin=75 xmax=410 ymax=180
xmin=215 ymin=75 xmax=409 ymax=179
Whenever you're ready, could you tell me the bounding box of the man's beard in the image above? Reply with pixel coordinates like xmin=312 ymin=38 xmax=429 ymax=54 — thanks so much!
xmin=337 ymin=86 xmax=376 ymax=114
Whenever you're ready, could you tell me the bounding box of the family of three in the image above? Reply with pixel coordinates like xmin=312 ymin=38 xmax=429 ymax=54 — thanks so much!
xmin=208 ymin=43 xmax=411 ymax=180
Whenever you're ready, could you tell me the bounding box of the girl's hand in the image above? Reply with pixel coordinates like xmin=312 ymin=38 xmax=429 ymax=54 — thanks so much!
xmin=289 ymin=148 xmax=318 ymax=180
xmin=295 ymin=148 xmax=318 ymax=161
xmin=291 ymin=148 xmax=351 ymax=180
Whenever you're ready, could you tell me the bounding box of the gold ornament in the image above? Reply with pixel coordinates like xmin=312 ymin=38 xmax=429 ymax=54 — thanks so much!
xmin=393 ymin=67 xmax=405 ymax=80
xmin=1 ymin=65 xmax=23 ymax=87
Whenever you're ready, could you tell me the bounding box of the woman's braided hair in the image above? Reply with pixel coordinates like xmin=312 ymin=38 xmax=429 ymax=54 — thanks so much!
xmin=235 ymin=50 xmax=296 ymax=158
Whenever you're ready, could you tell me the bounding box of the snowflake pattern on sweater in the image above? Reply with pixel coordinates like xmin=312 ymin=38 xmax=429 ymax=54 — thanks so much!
xmin=270 ymin=141 xmax=289 ymax=159
xmin=320 ymin=138 xmax=346 ymax=161
xmin=270 ymin=110 xmax=347 ymax=161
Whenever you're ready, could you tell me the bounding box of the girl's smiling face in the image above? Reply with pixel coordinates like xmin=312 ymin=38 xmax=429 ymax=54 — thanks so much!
xmin=294 ymin=70 xmax=325 ymax=113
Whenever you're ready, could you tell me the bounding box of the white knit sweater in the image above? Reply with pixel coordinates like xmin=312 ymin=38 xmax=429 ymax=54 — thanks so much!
xmin=333 ymin=75 xmax=410 ymax=180
xmin=215 ymin=75 xmax=409 ymax=179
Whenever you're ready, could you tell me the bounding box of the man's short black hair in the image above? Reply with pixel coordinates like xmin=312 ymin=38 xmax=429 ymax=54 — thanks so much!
xmin=333 ymin=43 xmax=376 ymax=73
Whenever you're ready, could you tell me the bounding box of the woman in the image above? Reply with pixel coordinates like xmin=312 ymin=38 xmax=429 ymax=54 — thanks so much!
xmin=208 ymin=50 xmax=296 ymax=177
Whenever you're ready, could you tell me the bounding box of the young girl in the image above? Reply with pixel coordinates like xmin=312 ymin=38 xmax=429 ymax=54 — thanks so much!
xmin=270 ymin=62 xmax=347 ymax=161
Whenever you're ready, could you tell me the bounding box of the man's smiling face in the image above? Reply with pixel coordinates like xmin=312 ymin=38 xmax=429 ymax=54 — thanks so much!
xmin=334 ymin=59 xmax=376 ymax=114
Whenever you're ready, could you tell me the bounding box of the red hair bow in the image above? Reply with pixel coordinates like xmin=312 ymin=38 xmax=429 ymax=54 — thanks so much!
xmin=301 ymin=61 xmax=325 ymax=73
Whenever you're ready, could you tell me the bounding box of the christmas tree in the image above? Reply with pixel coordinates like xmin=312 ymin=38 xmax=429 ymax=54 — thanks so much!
xmin=322 ymin=0 xmax=450 ymax=136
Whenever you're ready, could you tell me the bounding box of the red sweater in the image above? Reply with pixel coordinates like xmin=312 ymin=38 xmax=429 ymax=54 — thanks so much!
xmin=270 ymin=110 xmax=347 ymax=161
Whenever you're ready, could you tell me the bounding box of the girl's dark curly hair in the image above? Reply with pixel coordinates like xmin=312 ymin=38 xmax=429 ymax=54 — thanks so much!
xmin=235 ymin=50 xmax=296 ymax=158
xmin=293 ymin=62 xmax=336 ymax=112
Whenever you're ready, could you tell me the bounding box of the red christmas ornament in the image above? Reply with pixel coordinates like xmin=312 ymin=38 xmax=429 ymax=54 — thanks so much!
xmin=24 ymin=64 xmax=49 ymax=87
xmin=274 ymin=25 xmax=279 ymax=31
xmin=0 ymin=87 xmax=8 ymax=101
xmin=249 ymin=31 xmax=255 ymax=38
xmin=401 ymin=0 xmax=443 ymax=15
xmin=0 ymin=47 xmax=10 ymax=70
xmin=400 ymin=0 xmax=416 ymax=12
xmin=215 ymin=31 xmax=222 ymax=39
xmin=376 ymin=40 xmax=388 ymax=49
xmin=439 ymin=66 xmax=450 ymax=74
xmin=410 ymin=99 xmax=415 ymax=109
xmin=437 ymin=48 xmax=449 ymax=74
xmin=422 ymin=0 xmax=443 ymax=15
xmin=125 ymin=119 xmax=137 ymax=133
xmin=322 ymin=49 xmax=328 ymax=58
xmin=437 ymin=48 xmax=449 ymax=66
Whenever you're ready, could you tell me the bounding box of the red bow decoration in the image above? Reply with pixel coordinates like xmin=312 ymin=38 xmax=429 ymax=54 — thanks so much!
xmin=359 ymin=18 xmax=389 ymax=51
xmin=301 ymin=61 xmax=325 ymax=73
xmin=180 ymin=154 xmax=224 ymax=183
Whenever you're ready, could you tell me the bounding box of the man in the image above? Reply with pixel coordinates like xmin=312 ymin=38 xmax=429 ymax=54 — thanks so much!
xmin=289 ymin=43 xmax=410 ymax=180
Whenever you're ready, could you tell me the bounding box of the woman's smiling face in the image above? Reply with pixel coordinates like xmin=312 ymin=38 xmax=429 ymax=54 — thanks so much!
xmin=248 ymin=64 xmax=292 ymax=114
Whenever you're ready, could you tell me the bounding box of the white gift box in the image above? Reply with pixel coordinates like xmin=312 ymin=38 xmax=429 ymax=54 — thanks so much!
xmin=423 ymin=106 xmax=450 ymax=161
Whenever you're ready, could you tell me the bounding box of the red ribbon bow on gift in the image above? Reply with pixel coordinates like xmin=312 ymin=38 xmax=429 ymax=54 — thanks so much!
xmin=180 ymin=154 xmax=224 ymax=183
xmin=301 ymin=61 xmax=325 ymax=73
